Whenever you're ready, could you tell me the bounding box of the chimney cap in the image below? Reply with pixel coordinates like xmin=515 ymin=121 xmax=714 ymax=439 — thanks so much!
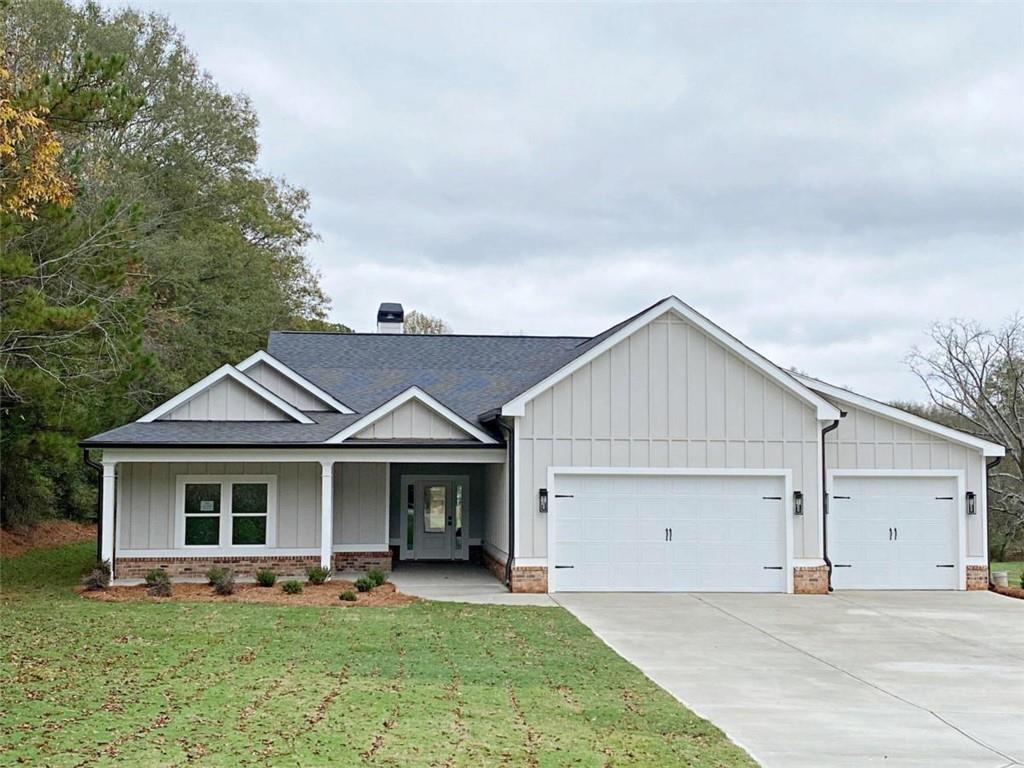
xmin=377 ymin=302 xmax=404 ymax=323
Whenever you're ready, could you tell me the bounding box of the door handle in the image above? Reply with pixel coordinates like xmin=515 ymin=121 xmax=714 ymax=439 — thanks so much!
xmin=668 ymin=528 xmax=672 ymax=542
xmin=894 ymin=527 xmax=898 ymax=541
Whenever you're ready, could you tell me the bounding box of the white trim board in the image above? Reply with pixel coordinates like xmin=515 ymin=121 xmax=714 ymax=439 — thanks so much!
xmin=326 ymin=386 xmax=499 ymax=444
xmin=546 ymin=466 xmax=795 ymax=594
xmin=101 ymin=447 xmax=507 ymax=465
xmin=501 ymin=296 xmax=841 ymax=421
xmin=137 ymin=364 xmax=314 ymax=424
xmin=826 ymin=469 xmax=969 ymax=590
xmin=236 ymin=350 xmax=353 ymax=414
xmin=795 ymin=373 xmax=1004 ymax=457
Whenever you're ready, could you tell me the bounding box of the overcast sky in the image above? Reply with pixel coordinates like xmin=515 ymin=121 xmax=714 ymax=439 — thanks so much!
xmin=112 ymin=2 xmax=1022 ymax=401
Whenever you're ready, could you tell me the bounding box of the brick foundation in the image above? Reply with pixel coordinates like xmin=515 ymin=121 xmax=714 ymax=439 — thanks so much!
xmin=116 ymin=555 xmax=319 ymax=580
xmin=482 ymin=548 xmax=507 ymax=584
xmin=510 ymin=566 xmax=548 ymax=593
xmin=793 ymin=565 xmax=829 ymax=594
xmin=332 ymin=551 xmax=393 ymax=573
xmin=966 ymin=564 xmax=989 ymax=591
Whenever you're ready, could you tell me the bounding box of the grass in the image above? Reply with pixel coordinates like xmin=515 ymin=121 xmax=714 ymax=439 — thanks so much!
xmin=0 ymin=542 xmax=754 ymax=767
xmin=991 ymin=561 xmax=1024 ymax=588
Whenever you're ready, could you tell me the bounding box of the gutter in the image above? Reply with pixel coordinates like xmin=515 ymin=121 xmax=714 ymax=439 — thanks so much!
xmin=492 ymin=416 xmax=515 ymax=588
xmin=820 ymin=416 xmax=843 ymax=592
xmin=82 ymin=449 xmax=104 ymax=563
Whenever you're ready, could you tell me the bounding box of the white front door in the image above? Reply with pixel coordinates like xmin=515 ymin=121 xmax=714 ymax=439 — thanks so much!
xmin=829 ymin=475 xmax=959 ymax=590
xmin=550 ymin=472 xmax=789 ymax=593
xmin=402 ymin=476 xmax=469 ymax=561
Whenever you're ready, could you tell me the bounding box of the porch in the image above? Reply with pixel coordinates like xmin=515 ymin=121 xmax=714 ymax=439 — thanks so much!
xmin=97 ymin=447 xmax=511 ymax=583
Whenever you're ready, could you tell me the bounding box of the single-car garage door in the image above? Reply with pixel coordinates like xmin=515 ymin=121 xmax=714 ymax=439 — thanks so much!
xmin=829 ymin=474 xmax=960 ymax=590
xmin=550 ymin=472 xmax=789 ymax=592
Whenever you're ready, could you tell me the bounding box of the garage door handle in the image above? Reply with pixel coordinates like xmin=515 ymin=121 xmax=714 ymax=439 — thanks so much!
xmin=936 ymin=564 xmax=955 ymax=568
xmin=889 ymin=527 xmax=893 ymax=541
xmin=894 ymin=527 xmax=897 ymax=541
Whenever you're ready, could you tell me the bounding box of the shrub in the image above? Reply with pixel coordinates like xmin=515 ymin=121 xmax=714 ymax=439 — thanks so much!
xmin=255 ymin=569 xmax=277 ymax=587
xmin=281 ymin=580 xmax=303 ymax=595
xmin=1020 ymin=570 xmax=1024 ymax=590
xmin=147 ymin=580 xmax=172 ymax=598
xmin=81 ymin=561 xmax=111 ymax=591
xmin=339 ymin=590 xmax=357 ymax=602
xmin=205 ymin=566 xmax=229 ymax=586
xmin=144 ymin=569 xmax=170 ymax=587
xmin=306 ymin=565 xmax=330 ymax=585
xmin=211 ymin=570 xmax=236 ymax=596
xmin=366 ymin=567 xmax=387 ymax=587
xmin=354 ymin=576 xmax=373 ymax=593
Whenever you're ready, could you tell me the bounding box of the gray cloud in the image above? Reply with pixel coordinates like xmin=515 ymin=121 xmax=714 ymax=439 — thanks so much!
xmin=113 ymin=1 xmax=1022 ymax=400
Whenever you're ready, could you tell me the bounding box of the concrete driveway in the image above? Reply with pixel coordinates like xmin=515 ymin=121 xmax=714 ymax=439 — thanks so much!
xmin=555 ymin=591 xmax=1023 ymax=768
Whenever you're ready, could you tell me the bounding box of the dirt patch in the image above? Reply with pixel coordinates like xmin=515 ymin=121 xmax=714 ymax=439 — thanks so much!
xmin=990 ymin=584 xmax=1024 ymax=601
xmin=1 ymin=520 xmax=96 ymax=558
xmin=77 ymin=579 xmax=418 ymax=608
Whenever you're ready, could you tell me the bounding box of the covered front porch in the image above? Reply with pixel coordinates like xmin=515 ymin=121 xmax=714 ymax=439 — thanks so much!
xmin=96 ymin=446 xmax=510 ymax=583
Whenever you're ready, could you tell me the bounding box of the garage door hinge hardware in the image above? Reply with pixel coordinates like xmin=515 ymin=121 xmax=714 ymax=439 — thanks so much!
xmin=834 ymin=564 xmax=852 ymax=568
xmin=936 ymin=564 xmax=955 ymax=568
xmin=833 ymin=495 xmax=851 ymax=500
xmin=934 ymin=496 xmax=954 ymax=500
xmin=554 ymin=565 xmax=574 ymax=569
xmin=762 ymin=496 xmax=782 ymax=500
xmin=762 ymin=566 xmax=783 ymax=570
xmin=555 ymin=494 xmax=574 ymax=498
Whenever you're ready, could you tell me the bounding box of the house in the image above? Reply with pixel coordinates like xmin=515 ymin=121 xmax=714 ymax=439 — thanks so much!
xmin=81 ymin=297 xmax=1004 ymax=593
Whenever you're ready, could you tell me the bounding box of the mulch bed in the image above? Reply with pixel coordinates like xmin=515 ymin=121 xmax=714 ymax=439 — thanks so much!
xmin=1 ymin=520 xmax=96 ymax=558
xmin=77 ymin=579 xmax=419 ymax=608
xmin=990 ymin=584 xmax=1024 ymax=601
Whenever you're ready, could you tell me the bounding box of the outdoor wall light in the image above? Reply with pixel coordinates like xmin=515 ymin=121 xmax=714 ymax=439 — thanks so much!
xmin=966 ymin=491 xmax=977 ymax=515
xmin=539 ymin=488 xmax=548 ymax=514
xmin=793 ymin=490 xmax=804 ymax=516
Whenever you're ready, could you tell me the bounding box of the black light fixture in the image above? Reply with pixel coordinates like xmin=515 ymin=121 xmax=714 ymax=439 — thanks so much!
xmin=793 ymin=490 xmax=804 ymax=516
xmin=539 ymin=488 xmax=548 ymax=514
xmin=966 ymin=491 xmax=976 ymax=515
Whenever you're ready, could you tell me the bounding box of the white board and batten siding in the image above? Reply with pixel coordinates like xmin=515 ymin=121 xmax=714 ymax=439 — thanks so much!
xmin=354 ymin=399 xmax=473 ymax=440
xmin=333 ymin=463 xmax=388 ymax=547
xmin=517 ymin=311 xmax=821 ymax=562
xmin=244 ymin=360 xmax=332 ymax=412
xmin=159 ymin=377 xmax=291 ymax=421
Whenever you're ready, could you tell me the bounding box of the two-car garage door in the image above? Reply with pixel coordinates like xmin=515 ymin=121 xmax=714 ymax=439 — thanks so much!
xmin=550 ymin=472 xmax=788 ymax=593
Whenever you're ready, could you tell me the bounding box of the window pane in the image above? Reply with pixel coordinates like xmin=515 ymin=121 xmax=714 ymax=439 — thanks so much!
xmin=185 ymin=484 xmax=220 ymax=516
xmin=424 ymin=485 xmax=446 ymax=533
xmin=454 ymin=483 xmax=464 ymax=550
xmin=232 ymin=516 xmax=267 ymax=546
xmin=185 ymin=516 xmax=219 ymax=545
xmin=232 ymin=483 xmax=267 ymax=515
xmin=406 ymin=484 xmax=415 ymax=551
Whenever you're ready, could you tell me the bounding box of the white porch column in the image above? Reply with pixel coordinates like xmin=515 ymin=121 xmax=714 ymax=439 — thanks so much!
xmin=320 ymin=460 xmax=334 ymax=571
xmin=101 ymin=461 xmax=116 ymax=571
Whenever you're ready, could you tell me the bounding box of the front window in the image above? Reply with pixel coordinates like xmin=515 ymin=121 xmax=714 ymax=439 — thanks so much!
xmin=179 ymin=475 xmax=275 ymax=549
xmin=184 ymin=483 xmax=221 ymax=545
xmin=231 ymin=483 xmax=268 ymax=545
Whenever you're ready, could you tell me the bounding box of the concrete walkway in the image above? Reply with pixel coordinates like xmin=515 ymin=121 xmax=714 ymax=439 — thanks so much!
xmin=386 ymin=562 xmax=557 ymax=606
xmin=556 ymin=591 xmax=1024 ymax=768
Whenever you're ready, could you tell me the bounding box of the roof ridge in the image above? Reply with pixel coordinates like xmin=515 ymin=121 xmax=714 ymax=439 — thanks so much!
xmin=269 ymin=330 xmax=590 ymax=340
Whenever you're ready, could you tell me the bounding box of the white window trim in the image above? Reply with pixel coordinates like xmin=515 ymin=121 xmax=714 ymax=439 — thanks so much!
xmin=175 ymin=474 xmax=278 ymax=551
xmin=325 ymin=386 xmax=499 ymax=444
xmin=236 ymin=350 xmax=354 ymax=414
xmin=138 ymin=365 xmax=314 ymax=424
xmin=546 ymin=466 xmax=795 ymax=594
xmin=501 ymin=296 xmax=841 ymax=421
xmin=827 ymin=469 xmax=968 ymax=590
xmin=794 ymin=373 xmax=1005 ymax=457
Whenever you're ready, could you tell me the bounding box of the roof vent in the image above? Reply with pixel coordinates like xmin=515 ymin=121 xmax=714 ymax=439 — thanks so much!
xmin=376 ymin=302 xmax=404 ymax=334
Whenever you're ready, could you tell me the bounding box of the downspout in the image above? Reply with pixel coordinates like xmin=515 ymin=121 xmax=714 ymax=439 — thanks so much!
xmin=494 ymin=416 xmax=515 ymax=587
xmin=821 ymin=417 xmax=842 ymax=592
xmin=82 ymin=449 xmax=103 ymax=563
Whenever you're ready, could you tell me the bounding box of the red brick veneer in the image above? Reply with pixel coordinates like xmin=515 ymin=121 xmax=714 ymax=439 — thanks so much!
xmin=331 ymin=551 xmax=393 ymax=572
xmin=966 ymin=564 xmax=989 ymax=590
xmin=116 ymin=555 xmax=319 ymax=580
xmin=793 ymin=565 xmax=830 ymax=594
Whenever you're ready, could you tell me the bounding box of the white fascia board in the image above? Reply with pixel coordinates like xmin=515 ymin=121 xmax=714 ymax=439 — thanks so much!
xmin=501 ymin=296 xmax=841 ymax=420
xmin=136 ymin=364 xmax=314 ymax=424
xmin=236 ymin=350 xmax=353 ymax=414
xmin=325 ymin=386 xmax=499 ymax=445
xmin=795 ymin=373 xmax=1005 ymax=457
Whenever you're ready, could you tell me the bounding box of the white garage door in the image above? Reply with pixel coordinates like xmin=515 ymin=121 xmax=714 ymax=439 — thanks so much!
xmin=829 ymin=475 xmax=959 ymax=590
xmin=550 ymin=473 xmax=788 ymax=593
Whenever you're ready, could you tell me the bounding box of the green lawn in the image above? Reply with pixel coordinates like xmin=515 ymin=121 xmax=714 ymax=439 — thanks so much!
xmin=991 ymin=561 xmax=1024 ymax=588
xmin=0 ymin=543 xmax=754 ymax=767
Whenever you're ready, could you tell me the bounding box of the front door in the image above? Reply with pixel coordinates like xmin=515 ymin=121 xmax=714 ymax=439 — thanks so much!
xmin=402 ymin=476 xmax=469 ymax=561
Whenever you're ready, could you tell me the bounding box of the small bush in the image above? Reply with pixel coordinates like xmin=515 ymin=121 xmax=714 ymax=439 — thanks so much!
xmin=147 ymin=580 xmax=172 ymax=598
xmin=306 ymin=565 xmax=330 ymax=585
xmin=81 ymin=560 xmax=111 ymax=591
xmin=354 ymin=576 xmax=373 ymax=593
xmin=339 ymin=590 xmax=357 ymax=602
xmin=255 ymin=569 xmax=277 ymax=587
xmin=211 ymin=570 xmax=236 ymax=596
xmin=281 ymin=580 xmax=303 ymax=595
xmin=205 ymin=566 xmax=229 ymax=586
xmin=1020 ymin=570 xmax=1024 ymax=590
xmin=366 ymin=567 xmax=387 ymax=587
xmin=144 ymin=569 xmax=170 ymax=587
